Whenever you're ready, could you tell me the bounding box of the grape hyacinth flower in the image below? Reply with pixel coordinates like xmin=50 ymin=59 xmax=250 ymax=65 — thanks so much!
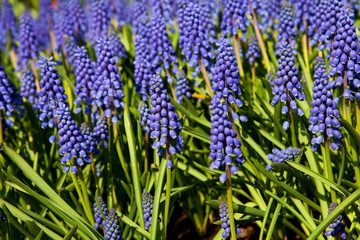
xmin=266 ymin=147 xmax=302 ymax=171
xmin=54 ymin=102 xmax=91 ymax=173
xmin=275 ymin=3 xmax=297 ymax=55
xmin=93 ymin=114 xmax=109 ymax=148
xmin=105 ymin=209 xmax=124 ymax=240
xmin=18 ymin=12 xmax=39 ymax=66
xmin=271 ymin=41 xmax=305 ymax=129
xmin=176 ymin=0 xmax=188 ymax=50
xmin=150 ymin=13 xmax=179 ymax=82
xmin=108 ymin=29 xmax=127 ymax=62
xmin=0 ymin=0 xmax=17 ymax=50
xmin=181 ymin=2 xmax=214 ymax=78
xmin=212 ymin=38 xmax=246 ymax=122
xmin=67 ymin=0 xmax=88 ymax=38
xmin=325 ymin=202 xmax=347 ymax=239
xmin=138 ymin=101 xmax=151 ymax=134
xmin=175 ymin=71 xmax=192 ymax=104
xmin=74 ymin=47 xmax=96 ymax=114
xmin=268 ymin=68 xmax=274 ymax=87
xmin=130 ymin=0 xmax=149 ymax=35
xmin=94 ymin=196 xmax=109 ymax=229
xmin=308 ymin=0 xmax=328 ymax=46
xmin=81 ymin=123 xmax=99 ymax=154
xmin=142 ymin=191 xmax=154 ymax=229
xmin=309 ymin=57 xmax=342 ymax=151
xmin=149 ymin=75 xmax=183 ymax=168
xmin=63 ymin=37 xmax=78 ymax=68
xmin=294 ymin=0 xmax=315 ymax=33
xmin=150 ymin=0 xmax=174 ymax=26
xmin=317 ymin=0 xmax=343 ymax=52
xmin=245 ymin=36 xmax=261 ymax=64
xmin=52 ymin=8 xmax=75 ymax=51
xmin=328 ymin=8 xmax=360 ymax=100
xmin=199 ymin=0 xmax=217 ymax=44
xmin=209 ymin=100 xmax=245 ymax=183
xmin=221 ymin=0 xmax=249 ymax=38
xmin=219 ymin=201 xmax=240 ymax=239
xmin=90 ymin=0 xmax=111 ymax=42
xmin=38 ymin=56 xmax=68 ymax=129
xmin=0 ymin=65 xmax=23 ymax=127
xmin=93 ymin=38 xmax=125 ymax=123
xmin=20 ymin=69 xmax=38 ymax=107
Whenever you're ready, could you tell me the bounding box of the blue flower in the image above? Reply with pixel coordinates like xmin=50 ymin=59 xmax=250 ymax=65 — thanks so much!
xmin=221 ymin=0 xmax=250 ymax=38
xmin=325 ymin=202 xmax=347 ymax=239
xmin=149 ymin=75 xmax=183 ymax=168
xmin=63 ymin=37 xmax=78 ymax=68
xmin=90 ymin=0 xmax=110 ymax=42
xmin=54 ymin=102 xmax=91 ymax=174
xmin=108 ymin=29 xmax=126 ymax=62
xmin=81 ymin=123 xmax=99 ymax=154
xmin=266 ymin=147 xmax=302 ymax=171
xmin=142 ymin=191 xmax=159 ymax=229
xmin=18 ymin=12 xmax=39 ymax=66
xmin=93 ymin=114 xmax=109 ymax=148
xmin=0 ymin=0 xmax=16 ymax=50
xmin=138 ymin=101 xmax=151 ymax=134
xmin=104 ymin=209 xmax=124 ymax=240
xmin=245 ymin=36 xmax=261 ymax=64
xmin=93 ymin=196 xmax=109 ymax=229
xmin=219 ymin=201 xmax=241 ymax=239
xmin=309 ymin=57 xmax=342 ymax=151
xmin=20 ymin=69 xmax=38 ymax=108
xmin=175 ymin=71 xmax=192 ymax=104
xmin=93 ymin=38 xmax=125 ymax=123
xmin=38 ymin=56 xmax=68 ymax=130
xmin=275 ymin=3 xmax=297 ymax=55
xmin=209 ymin=99 xmax=245 ymax=183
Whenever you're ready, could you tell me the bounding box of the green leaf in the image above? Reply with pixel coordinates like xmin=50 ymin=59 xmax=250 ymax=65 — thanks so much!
xmin=63 ymin=224 xmax=78 ymax=240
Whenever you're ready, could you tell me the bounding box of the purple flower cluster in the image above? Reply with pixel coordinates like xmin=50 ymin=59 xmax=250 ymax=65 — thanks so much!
xmin=20 ymin=70 xmax=38 ymax=107
xmin=74 ymin=47 xmax=96 ymax=114
xmin=209 ymin=100 xmax=245 ymax=183
xmin=54 ymin=102 xmax=91 ymax=174
xmin=181 ymin=2 xmax=214 ymax=78
xmin=325 ymin=202 xmax=347 ymax=239
xmin=176 ymin=0 xmax=188 ymax=50
xmin=271 ymin=42 xmax=305 ymax=129
xmin=175 ymin=71 xmax=192 ymax=104
xmin=328 ymin=8 xmax=360 ymax=100
xmin=18 ymin=12 xmax=39 ymax=66
xmin=221 ymin=0 xmax=249 ymax=38
xmin=93 ymin=38 xmax=125 ymax=123
xmin=245 ymin=36 xmax=260 ymax=64
xmin=67 ymin=0 xmax=88 ymax=39
xmin=93 ymin=114 xmax=109 ymax=148
xmin=0 ymin=0 xmax=16 ymax=50
xmin=308 ymin=0 xmax=328 ymax=46
xmin=63 ymin=37 xmax=78 ymax=67
xmin=53 ymin=8 xmax=74 ymax=50
xmin=150 ymin=13 xmax=178 ymax=82
xmin=266 ymin=147 xmax=302 ymax=171
xmin=294 ymin=0 xmax=315 ymax=33
xmin=90 ymin=0 xmax=110 ymax=42
xmin=212 ymin=38 xmax=245 ymax=122
xmin=219 ymin=201 xmax=240 ymax=239
xmin=0 ymin=65 xmax=21 ymax=127
xmin=38 ymin=56 xmax=68 ymax=129
xmin=149 ymin=75 xmax=183 ymax=168
xmin=276 ymin=3 xmax=297 ymax=55
xmin=108 ymin=30 xmax=126 ymax=62
xmin=94 ymin=196 xmax=109 ymax=229
xmin=142 ymin=191 xmax=154 ymax=229
xmin=105 ymin=209 xmax=124 ymax=240
xmin=81 ymin=123 xmax=99 ymax=154
xmin=138 ymin=101 xmax=151 ymax=134
xmin=310 ymin=57 xmax=342 ymax=151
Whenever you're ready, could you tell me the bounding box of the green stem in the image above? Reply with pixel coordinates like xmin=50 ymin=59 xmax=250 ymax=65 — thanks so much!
xmin=265 ymin=203 xmax=282 ymax=240
xmin=70 ymin=173 xmax=92 ymax=224
xmin=77 ymin=167 xmax=94 ymax=226
xmin=233 ymin=35 xmax=245 ymax=78
xmin=323 ymin=139 xmax=336 ymax=202
xmin=302 ymin=18 xmax=310 ymax=71
xmin=150 ymin=160 xmax=167 ymax=240
xmin=226 ymin=165 xmax=237 ymax=240
xmin=30 ymin=59 xmax=40 ymax=92
xmin=249 ymin=3 xmax=271 ymax=72
xmin=355 ymin=101 xmax=360 ymax=186
xmin=287 ymin=90 xmax=298 ymax=147
xmin=199 ymin=58 xmax=213 ymax=97
xmin=0 ymin=112 xmax=3 ymax=144
xmin=163 ymin=168 xmax=171 ymax=239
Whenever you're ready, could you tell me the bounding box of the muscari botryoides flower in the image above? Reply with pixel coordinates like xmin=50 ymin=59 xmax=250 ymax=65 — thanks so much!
xmin=219 ymin=201 xmax=241 ymax=239
xmin=108 ymin=29 xmax=127 ymax=62
xmin=308 ymin=0 xmax=328 ymax=46
xmin=149 ymin=75 xmax=183 ymax=168
xmin=221 ymin=0 xmax=249 ymax=39
xmin=325 ymin=202 xmax=347 ymax=239
xmin=138 ymin=101 xmax=151 ymax=134
xmin=81 ymin=123 xmax=99 ymax=154
xmin=93 ymin=38 xmax=125 ymax=123
xmin=63 ymin=36 xmax=78 ymax=68
xmin=93 ymin=114 xmax=109 ymax=148
xmin=54 ymin=102 xmax=91 ymax=174
xmin=52 ymin=7 xmax=75 ymax=51
xmin=271 ymin=41 xmax=305 ymax=129
xmin=73 ymin=46 xmax=96 ymax=114
xmin=245 ymin=36 xmax=261 ymax=64
xmin=105 ymin=209 xmax=124 ymax=240
xmin=0 ymin=0 xmax=17 ymax=50
xmin=212 ymin=38 xmax=246 ymax=122
xmin=181 ymin=2 xmax=214 ymax=78
xmin=150 ymin=12 xmax=179 ymax=82
xmin=209 ymin=99 xmax=245 ymax=183
xmin=67 ymin=0 xmax=88 ymax=38
xmin=130 ymin=0 xmax=149 ymax=35
xmin=309 ymin=57 xmax=342 ymax=151
xmin=266 ymin=147 xmax=302 ymax=171
xmin=38 ymin=56 xmax=68 ymax=129
xmin=275 ymin=2 xmax=297 ymax=55
xmin=150 ymin=0 xmax=174 ymax=26
xmin=90 ymin=0 xmax=111 ymax=42
xmin=294 ymin=0 xmax=315 ymax=33
xmin=20 ymin=69 xmax=38 ymax=107
xmin=328 ymin=8 xmax=360 ymax=100
xmin=175 ymin=70 xmax=192 ymax=104
xmin=93 ymin=196 xmax=109 ymax=229
xmin=142 ymin=191 xmax=156 ymax=229
xmin=18 ymin=12 xmax=39 ymax=66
